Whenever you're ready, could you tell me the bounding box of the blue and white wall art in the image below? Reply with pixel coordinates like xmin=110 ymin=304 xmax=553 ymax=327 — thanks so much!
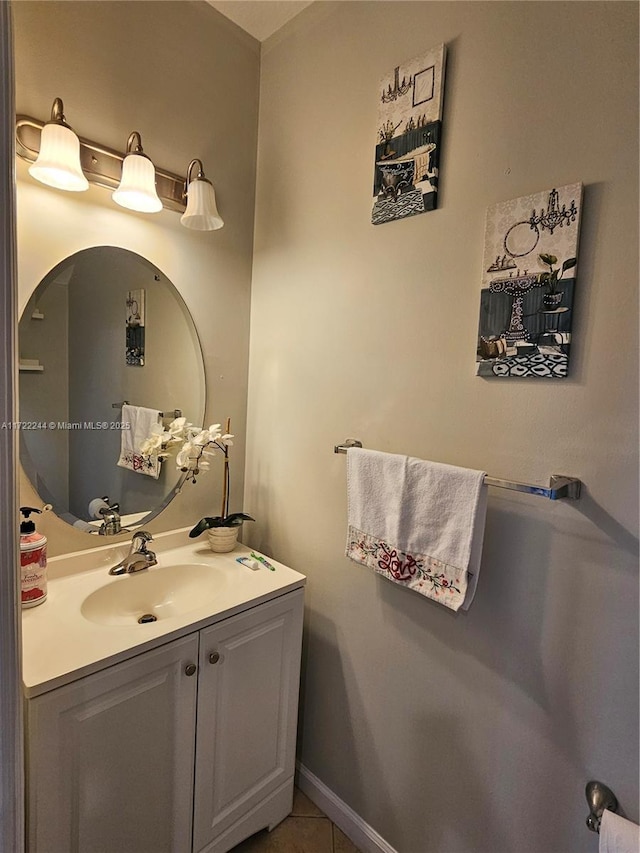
xmin=476 ymin=183 xmax=583 ymax=378
xmin=371 ymin=44 xmax=446 ymax=226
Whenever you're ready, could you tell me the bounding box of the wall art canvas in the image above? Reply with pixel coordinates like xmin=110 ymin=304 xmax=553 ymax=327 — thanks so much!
xmin=476 ymin=182 xmax=583 ymax=378
xmin=371 ymin=44 xmax=446 ymax=226
xmin=125 ymin=288 xmax=145 ymax=366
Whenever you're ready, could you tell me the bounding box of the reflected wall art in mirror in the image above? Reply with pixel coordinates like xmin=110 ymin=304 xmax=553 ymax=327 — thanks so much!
xmin=19 ymin=246 xmax=206 ymax=533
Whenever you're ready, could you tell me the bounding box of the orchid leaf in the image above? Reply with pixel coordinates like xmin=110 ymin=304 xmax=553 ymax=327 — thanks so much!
xmin=221 ymin=512 xmax=255 ymax=527
xmin=189 ymin=512 xmax=255 ymax=538
xmin=189 ymin=517 xmax=216 ymax=537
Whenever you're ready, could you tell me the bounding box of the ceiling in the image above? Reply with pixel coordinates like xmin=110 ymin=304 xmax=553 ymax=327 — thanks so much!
xmin=206 ymin=1 xmax=314 ymax=42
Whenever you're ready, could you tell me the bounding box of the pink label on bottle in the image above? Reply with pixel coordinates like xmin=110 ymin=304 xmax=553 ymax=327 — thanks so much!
xmin=21 ymin=543 xmax=47 ymax=607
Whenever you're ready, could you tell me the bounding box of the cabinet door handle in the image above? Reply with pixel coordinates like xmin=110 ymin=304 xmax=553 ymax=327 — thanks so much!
xmin=185 ymin=663 xmax=197 ymax=676
xmin=208 ymin=652 xmax=220 ymax=665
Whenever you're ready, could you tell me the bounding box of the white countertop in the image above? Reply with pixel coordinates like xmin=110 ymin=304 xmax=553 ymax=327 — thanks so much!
xmin=22 ymin=528 xmax=306 ymax=698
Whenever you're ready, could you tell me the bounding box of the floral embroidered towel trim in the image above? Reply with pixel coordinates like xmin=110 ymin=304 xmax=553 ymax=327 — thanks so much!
xmin=345 ymin=449 xmax=488 ymax=612
xmin=117 ymin=404 xmax=162 ymax=479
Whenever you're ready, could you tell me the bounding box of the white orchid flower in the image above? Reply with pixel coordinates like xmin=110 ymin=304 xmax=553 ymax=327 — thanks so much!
xmin=140 ymin=437 xmax=158 ymax=456
xmin=141 ymin=416 xmax=240 ymax=508
xmin=207 ymin=427 xmax=222 ymax=443
xmin=150 ymin=423 xmax=168 ymax=443
xmin=144 ymin=423 xmax=171 ymax=449
xmin=176 ymin=441 xmax=202 ymax=469
xmin=192 ymin=429 xmax=211 ymax=447
xmin=175 ymin=445 xmax=189 ymax=468
xmin=167 ymin=417 xmax=189 ymax=439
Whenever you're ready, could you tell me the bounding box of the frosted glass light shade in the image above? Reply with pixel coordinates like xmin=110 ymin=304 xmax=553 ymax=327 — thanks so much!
xmin=181 ymin=179 xmax=224 ymax=231
xmin=28 ymin=122 xmax=88 ymax=192
xmin=112 ymin=153 xmax=162 ymax=213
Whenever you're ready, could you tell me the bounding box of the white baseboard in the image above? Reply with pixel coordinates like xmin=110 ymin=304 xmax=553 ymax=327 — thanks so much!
xmin=295 ymin=762 xmax=399 ymax=853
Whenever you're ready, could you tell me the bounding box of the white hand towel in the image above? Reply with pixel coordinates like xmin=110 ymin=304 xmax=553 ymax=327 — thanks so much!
xmin=117 ymin=404 xmax=161 ymax=479
xmin=346 ymin=448 xmax=487 ymax=612
xmin=600 ymin=810 xmax=640 ymax=853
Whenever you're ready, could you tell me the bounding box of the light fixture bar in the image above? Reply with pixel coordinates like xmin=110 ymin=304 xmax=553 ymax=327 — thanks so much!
xmin=16 ymin=115 xmax=187 ymax=212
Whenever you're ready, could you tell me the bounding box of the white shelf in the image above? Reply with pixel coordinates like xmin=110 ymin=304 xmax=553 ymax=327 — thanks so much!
xmin=19 ymin=360 xmax=44 ymax=373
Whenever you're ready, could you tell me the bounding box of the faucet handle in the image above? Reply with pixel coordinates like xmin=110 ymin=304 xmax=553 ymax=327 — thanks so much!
xmin=109 ymin=530 xmax=155 ymax=575
xmin=132 ymin=530 xmax=153 ymax=550
xmin=101 ymin=495 xmax=120 ymax=512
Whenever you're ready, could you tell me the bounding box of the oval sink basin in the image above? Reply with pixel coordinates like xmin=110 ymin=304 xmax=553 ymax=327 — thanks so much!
xmin=81 ymin=563 xmax=229 ymax=626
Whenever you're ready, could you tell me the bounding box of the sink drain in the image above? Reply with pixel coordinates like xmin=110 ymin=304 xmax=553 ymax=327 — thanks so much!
xmin=138 ymin=613 xmax=157 ymax=624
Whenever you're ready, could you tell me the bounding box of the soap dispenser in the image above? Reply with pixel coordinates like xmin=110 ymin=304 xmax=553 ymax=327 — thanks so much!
xmin=20 ymin=506 xmax=48 ymax=608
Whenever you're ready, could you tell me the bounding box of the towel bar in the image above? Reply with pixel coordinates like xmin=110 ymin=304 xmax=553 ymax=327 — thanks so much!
xmin=112 ymin=401 xmax=182 ymax=419
xmin=585 ymin=780 xmax=618 ymax=833
xmin=333 ymin=439 xmax=582 ymax=500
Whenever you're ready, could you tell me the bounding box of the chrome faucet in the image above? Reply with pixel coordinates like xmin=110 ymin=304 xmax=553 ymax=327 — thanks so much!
xmin=109 ymin=531 xmax=157 ymax=575
xmin=98 ymin=497 xmax=121 ymax=536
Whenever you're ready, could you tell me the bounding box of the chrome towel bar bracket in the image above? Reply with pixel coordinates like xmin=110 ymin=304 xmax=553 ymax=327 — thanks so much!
xmin=334 ymin=439 xmax=363 ymax=454
xmin=333 ymin=439 xmax=582 ymax=500
xmin=112 ymin=402 xmax=182 ymax=419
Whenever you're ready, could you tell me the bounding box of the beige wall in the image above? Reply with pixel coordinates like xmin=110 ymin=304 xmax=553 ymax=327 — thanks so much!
xmin=13 ymin=1 xmax=260 ymax=556
xmin=247 ymin=3 xmax=639 ymax=852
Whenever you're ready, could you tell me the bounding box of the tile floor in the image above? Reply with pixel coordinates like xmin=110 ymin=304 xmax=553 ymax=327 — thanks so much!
xmin=230 ymin=787 xmax=363 ymax=853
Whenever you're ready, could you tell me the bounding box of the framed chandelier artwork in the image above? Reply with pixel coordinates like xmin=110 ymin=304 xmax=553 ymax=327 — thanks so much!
xmin=476 ymin=183 xmax=583 ymax=378
xmin=371 ymin=44 xmax=447 ymax=226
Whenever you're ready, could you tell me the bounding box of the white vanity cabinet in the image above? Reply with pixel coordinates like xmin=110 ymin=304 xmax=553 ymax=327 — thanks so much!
xmin=26 ymin=588 xmax=304 ymax=853
xmin=193 ymin=588 xmax=304 ymax=852
xmin=26 ymin=633 xmax=199 ymax=853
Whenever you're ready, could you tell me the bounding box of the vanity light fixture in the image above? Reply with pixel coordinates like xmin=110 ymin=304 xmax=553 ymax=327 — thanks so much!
xmin=180 ymin=159 xmax=224 ymax=231
xmin=112 ymin=132 xmax=163 ymax=214
xmin=27 ymin=98 xmax=89 ymax=192
xmin=16 ymin=100 xmax=223 ymax=228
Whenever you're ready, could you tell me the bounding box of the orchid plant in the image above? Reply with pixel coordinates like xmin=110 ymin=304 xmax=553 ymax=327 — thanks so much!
xmin=140 ymin=417 xmax=254 ymax=532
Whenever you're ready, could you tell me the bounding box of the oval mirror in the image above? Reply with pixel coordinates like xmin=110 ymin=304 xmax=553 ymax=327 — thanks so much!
xmin=19 ymin=246 xmax=206 ymax=534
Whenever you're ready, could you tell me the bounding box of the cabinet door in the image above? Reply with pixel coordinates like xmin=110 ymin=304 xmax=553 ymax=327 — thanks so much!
xmin=193 ymin=589 xmax=304 ymax=851
xmin=27 ymin=633 xmax=199 ymax=853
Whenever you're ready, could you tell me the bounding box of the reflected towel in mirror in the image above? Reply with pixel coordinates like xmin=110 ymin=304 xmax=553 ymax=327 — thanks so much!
xmin=117 ymin=405 xmax=161 ymax=478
